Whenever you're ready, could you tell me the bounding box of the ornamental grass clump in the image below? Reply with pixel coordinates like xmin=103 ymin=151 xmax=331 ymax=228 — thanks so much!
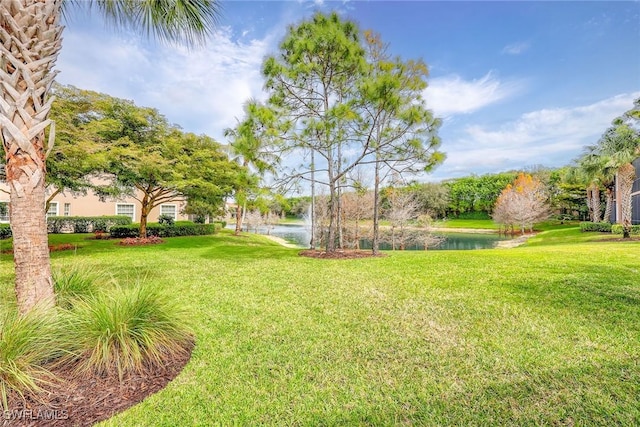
xmin=0 ymin=308 xmax=61 ymax=410
xmin=53 ymin=264 xmax=106 ymax=309
xmin=61 ymin=284 xmax=192 ymax=381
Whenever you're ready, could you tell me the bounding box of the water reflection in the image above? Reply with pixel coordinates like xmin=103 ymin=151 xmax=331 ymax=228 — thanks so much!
xmin=234 ymin=224 xmax=509 ymax=251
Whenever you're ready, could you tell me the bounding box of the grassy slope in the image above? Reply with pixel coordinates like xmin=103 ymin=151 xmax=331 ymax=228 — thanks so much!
xmin=1 ymin=229 xmax=639 ymax=426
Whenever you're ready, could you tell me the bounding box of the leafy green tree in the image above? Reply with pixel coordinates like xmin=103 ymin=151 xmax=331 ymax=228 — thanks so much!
xmin=445 ymin=172 xmax=517 ymax=217
xmin=262 ymin=16 xmax=443 ymax=253
xmin=90 ymin=97 xmax=237 ymax=238
xmin=358 ymin=31 xmax=443 ymax=255
xmin=262 ymin=12 xmax=368 ymax=252
xmin=0 ymin=0 xmax=220 ymax=313
xmin=407 ymin=182 xmax=450 ymax=219
xmin=44 ymin=84 xmax=110 ymax=208
xmin=224 ymin=101 xmax=279 ymax=235
xmin=283 ymin=196 xmax=312 ymax=218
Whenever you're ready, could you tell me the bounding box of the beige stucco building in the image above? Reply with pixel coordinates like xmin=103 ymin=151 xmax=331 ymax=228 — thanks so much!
xmin=0 ymin=181 xmax=189 ymax=224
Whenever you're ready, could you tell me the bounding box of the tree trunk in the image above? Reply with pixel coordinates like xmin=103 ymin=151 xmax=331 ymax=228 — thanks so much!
xmin=372 ymin=156 xmax=381 ymax=255
xmin=337 ymin=186 xmax=344 ymax=250
xmin=0 ymin=0 xmax=64 ymax=314
xmin=140 ymin=202 xmax=151 ymax=238
xmin=310 ymin=150 xmax=316 ymax=250
xmin=391 ymin=225 xmax=396 ymax=250
xmin=617 ymin=163 xmax=635 ymax=238
xmin=590 ymin=183 xmax=601 ymax=223
xmin=327 ymin=180 xmax=338 ymax=252
xmin=235 ymin=203 xmax=242 ymax=235
xmin=603 ymin=186 xmax=614 ymax=223
xmin=10 ymin=173 xmax=54 ymax=313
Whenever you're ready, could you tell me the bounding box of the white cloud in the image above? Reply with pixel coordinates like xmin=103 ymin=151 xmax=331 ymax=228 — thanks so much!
xmin=429 ymin=92 xmax=640 ymax=180
xmin=57 ymin=23 xmax=275 ymax=141
xmin=502 ymin=42 xmax=530 ymax=55
xmin=425 ymin=72 xmax=524 ymax=116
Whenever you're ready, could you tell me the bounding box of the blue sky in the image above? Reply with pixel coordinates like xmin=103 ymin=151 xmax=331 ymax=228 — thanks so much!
xmin=57 ymin=1 xmax=640 ymax=182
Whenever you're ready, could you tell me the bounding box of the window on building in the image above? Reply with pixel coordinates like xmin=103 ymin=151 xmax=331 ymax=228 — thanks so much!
xmin=160 ymin=204 xmax=177 ymax=220
xmin=116 ymin=203 xmax=135 ymax=221
xmin=63 ymin=203 xmax=71 ymax=216
xmin=46 ymin=202 xmax=58 ymax=218
xmin=0 ymin=202 xmax=8 ymax=222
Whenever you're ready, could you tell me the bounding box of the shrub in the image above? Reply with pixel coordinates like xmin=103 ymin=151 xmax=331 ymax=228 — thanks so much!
xmin=611 ymin=224 xmax=640 ymax=235
xmin=158 ymin=214 xmax=175 ymax=226
xmin=0 ymin=224 xmax=11 ymax=240
xmin=73 ymin=218 xmax=92 ymax=233
xmin=60 ymin=285 xmax=192 ymax=380
xmin=108 ymin=224 xmax=139 ymax=238
xmin=455 ymin=211 xmax=491 ymax=220
xmin=580 ymin=222 xmax=613 ymax=233
xmin=0 ymin=308 xmax=61 ymax=409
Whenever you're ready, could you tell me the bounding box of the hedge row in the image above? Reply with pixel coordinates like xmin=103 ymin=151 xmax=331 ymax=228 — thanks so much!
xmin=579 ymin=222 xmax=613 ymax=233
xmin=1 ymin=219 xmax=224 ymax=240
xmin=47 ymin=216 xmax=132 ymax=234
xmin=109 ymin=221 xmax=219 ymax=238
xmin=611 ymin=224 xmax=640 ymax=235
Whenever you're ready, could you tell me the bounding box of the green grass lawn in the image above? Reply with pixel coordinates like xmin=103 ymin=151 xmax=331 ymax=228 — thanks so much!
xmin=437 ymin=218 xmax=499 ymax=229
xmin=1 ymin=228 xmax=638 ymax=425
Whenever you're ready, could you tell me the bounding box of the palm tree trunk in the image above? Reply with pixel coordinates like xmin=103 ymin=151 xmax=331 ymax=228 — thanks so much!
xmin=590 ymin=184 xmax=601 ymax=223
xmin=617 ymin=163 xmax=635 ymax=238
xmin=0 ymin=0 xmax=63 ymax=314
xmin=603 ymin=186 xmax=614 ymax=223
xmin=9 ymin=175 xmax=55 ymax=313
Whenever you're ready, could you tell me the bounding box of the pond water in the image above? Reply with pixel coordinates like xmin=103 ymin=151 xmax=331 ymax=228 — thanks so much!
xmin=235 ymin=223 xmax=510 ymax=251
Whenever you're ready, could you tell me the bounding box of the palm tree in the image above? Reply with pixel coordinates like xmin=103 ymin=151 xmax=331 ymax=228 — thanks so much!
xmin=577 ymin=146 xmax=617 ymax=223
xmin=600 ymin=98 xmax=640 ymax=238
xmin=224 ymin=101 xmax=279 ymax=235
xmin=565 ymin=161 xmax=599 ymax=223
xmin=0 ymin=0 xmax=220 ymax=314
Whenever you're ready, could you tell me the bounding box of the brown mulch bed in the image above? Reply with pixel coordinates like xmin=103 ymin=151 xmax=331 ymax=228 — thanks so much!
xmin=299 ymin=249 xmax=387 ymax=259
xmin=118 ymin=236 xmax=164 ymax=246
xmin=2 ymin=341 xmax=194 ymax=427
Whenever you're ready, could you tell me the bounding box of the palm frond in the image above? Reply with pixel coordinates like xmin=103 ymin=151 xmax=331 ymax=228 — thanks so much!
xmin=67 ymin=0 xmax=222 ymax=47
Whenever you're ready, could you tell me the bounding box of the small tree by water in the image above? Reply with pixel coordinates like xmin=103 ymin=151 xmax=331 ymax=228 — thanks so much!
xmin=493 ymin=173 xmax=550 ymax=234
